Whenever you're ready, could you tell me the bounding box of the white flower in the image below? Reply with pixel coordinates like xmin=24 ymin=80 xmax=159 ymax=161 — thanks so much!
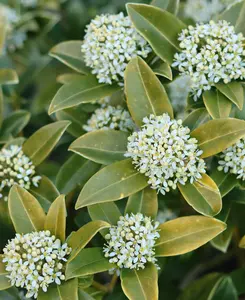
xmin=156 ymin=209 xmax=177 ymax=224
xmin=103 ymin=213 xmax=160 ymax=270
xmin=172 ymin=20 xmax=245 ymax=100
xmin=2 ymin=231 xmax=72 ymax=299
xmin=83 ymin=105 xmax=136 ymax=132
xmin=81 ymin=12 xmax=151 ymax=85
xmin=7 ymin=31 xmax=27 ymax=52
xmin=125 ymin=113 xmax=206 ymax=195
xmin=0 ymin=145 xmax=41 ymax=201
xmin=218 ymin=138 xmax=245 ymax=180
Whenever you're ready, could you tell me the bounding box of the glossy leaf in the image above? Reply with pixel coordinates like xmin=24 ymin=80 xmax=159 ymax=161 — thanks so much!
xmin=76 ymin=159 xmax=148 ymax=209
xmin=78 ymin=276 xmax=94 ymax=289
xmin=203 ymin=90 xmax=232 ymax=119
xmin=239 ymin=235 xmax=245 ymax=248
xmin=151 ymin=0 xmax=179 ymax=14
xmin=23 ymin=121 xmax=70 ymax=166
xmin=125 ymin=187 xmax=158 ymax=218
xmin=191 ymin=118 xmax=245 ymax=158
xmin=211 ymin=170 xmax=237 ymax=197
xmin=178 ymin=174 xmax=222 ymax=216
xmin=152 ymin=60 xmax=172 ymax=80
xmin=0 ymin=87 xmax=3 ymax=129
xmin=68 ymin=220 xmax=111 ymax=261
xmin=78 ymin=290 xmax=95 ymax=300
xmin=0 ymin=110 xmax=30 ymax=137
xmin=182 ymin=108 xmax=210 ymax=131
xmin=0 ymin=255 xmax=11 ymax=291
xmin=121 ymin=263 xmax=158 ymax=300
xmin=56 ymin=154 xmax=101 ymax=195
xmin=49 ymin=76 xmax=120 ymax=114
xmin=45 ymin=195 xmax=66 ymax=242
xmin=127 ymin=4 xmax=186 ymax=64
xmin=0 ymin=69 xmax=18 ymax=85
xmin=57 ymin=73 xmax=85 ymax=85
xmin=216 ymin=82 xmax=244 ymax=110
xmin=125 ymin=56 xmax=173 ymax=126
xmin=66 ymin=247 xmax=113 ymax=279
xmin=155 ymin=216 xmax=226 ymax=256
xmin=8 ymin=185 xmax=46 ymax=234
xmin=69 ymin=130 xmax=129 ymax=165
xmin=49 ymin=41 xmax=90 ymax=74
xmin=211 ymin=225 xmax=233 ymax=253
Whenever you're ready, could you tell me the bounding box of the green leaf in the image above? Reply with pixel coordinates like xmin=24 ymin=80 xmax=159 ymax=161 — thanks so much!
xmin=0 ymin=87 xmax=3 ymax=129
xmin=49 ymin=76 xmax=120 ymax=114
xmin=66 ymin=248 xmax=113 ymax=279
xmin=45 ymin=195 xmax=66 ymax=242
xmin=0 ymin=287 xmax=22 ymax=300
xmin=125 ymin=187 xmax=158 ymax=218
xmin=0 ymin=18 xmax=6 ymax=55
xmin=239 ymin=235 xmax=245 ymax=248
xmin=121 ymin=263 xmax=158 ymax=300
xmin=182 ymin=108 xmax=210 ymax=131
xmin=68 ymin=221 xmax=111 ymax=261
xmin=8 ymin=185 xmax=46 ymax=234
xmin=0 ymin=69 xmax=18 ymax=85
xmin=49 ymin=41 xmax=90 ymax=74
xmin=69 ymin=130 xmax=129 ymax=165
xmin=0 ymin=110 xmax=30 ymax=137
xmin=125 ymin=56 xmax=173 ymax=127
xmin=76 ymin=159 xmax=148 ymax=209
xmin=152 ymin=60 xmax=172 ymax=80
xmin=56 ymin=154 xmax=101 ymax=195
xmin=203 ymin=90 xmax=232 ymax=119
xmin=211 ymin=225 xmax=233 ymax=253
xmin=178 ymin=174 xmax=222 ymax=216
xmin=151 ymin=0 xmax=180 ymax=15
xmin=191 ymin=118 xmax=245 ymax=158
xmin=215 ymin=82 xmax=244 ymax=110
xmin=78 ymin=276 xmax=94 ymax=289
xmin=22 ymin=121 xmax=70 ymax=166
xmin=211 ymin=170 xmax=237 ymax=197
xmin=126 ymin=4 xmax=186 ymax=64
xmin=30 ymin=175 xmax=60 ymax=212
xmin=57 ymin=73 xmax=85 ymax=85
xmin=155 ymin=216 xmax=226 ymax=256
xmin=78 ymin=290 xmax=96 ymax=300
xmin=0 ymin=255 xmax=11 ymax=291
xmin=88 ymin=202 xmax=122 ymax=237
xmin=212 ymin=276 xmax=238 ymax=300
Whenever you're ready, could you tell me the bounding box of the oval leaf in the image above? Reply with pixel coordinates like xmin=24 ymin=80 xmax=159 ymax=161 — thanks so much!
xmin=125 ymin=56 xmax=173 ymax=126
xmin=22 ymin=121 xmax=70 ymax=166
xmin=69 ymin=130 xmax=129 ymax=165
xmin=45 ymin=195 xmax=66 ymax=242
xmin=126 ymin=4 xmax=186 ymax=64
xmin=152 ymin=60 xmax=172 ymax=80
xmin=191 ymin=118 xmax=245 ymax=158
xmin=155 ymin=215 xmax=226 ymax=256
xmin=0 ymin=110 xmax=30 ymax=137
xmin=8 ymin=185 xmax=46 ymax=234
xmin=49 ymin=76 xmax=120 ymax=114
xmin=76 ymin=159 xmax=148 ymax=209
xmin=211 ymin=170 xmax=237 ymax=197
xmin=125 ymin=187 xmax=158 ymax=218
xmin=178 ymin=174 xmax=222 ymax=217
xmin=0 ymin=255 xmax=11 ymax=291
xmin=215 ymin=82 xmax=244 ymax=110
xmin=182 ymin=108 xmax=210 ymax=131
xmin=121 ymin=263 xmax=158 ymax=300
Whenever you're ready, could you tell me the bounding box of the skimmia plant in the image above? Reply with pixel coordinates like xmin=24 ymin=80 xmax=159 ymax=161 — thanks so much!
xmin=2 ymin=0 xmax=245 ymax=299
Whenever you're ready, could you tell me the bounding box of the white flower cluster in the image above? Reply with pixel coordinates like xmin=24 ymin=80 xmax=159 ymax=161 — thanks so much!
xmin=125 ymin=114 xmax=206 ymax=194
xmin=81 ymin=12 xmax=151 ymax=85
xmin=0 ymin=4 xmax=19 ymax=31
xmin=104 ymin=213 xmax=160 ymax=270
xmin=0 ymin=145 xmax=41 ymax=201
xmin=2 ymin=231 xmax=72 ymax=299
xmin=173 ymin=20 xmax=245 ymax=100
xmin=83 ymin=105 xmax=136 ymax=132
xmin=218 ymin=138 xmax=245 ymax=180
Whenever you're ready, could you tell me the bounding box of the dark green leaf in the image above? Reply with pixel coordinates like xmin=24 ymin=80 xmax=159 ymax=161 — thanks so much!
xmin=183 ymin=108 xmax=210 ymax=131
xmin=215 ymin=82 xmax=244 ymax=110
xmin=0 ymin=110 xmax=30 ymax=137
xmin=211 ymin=170 xmax=237 ymax=197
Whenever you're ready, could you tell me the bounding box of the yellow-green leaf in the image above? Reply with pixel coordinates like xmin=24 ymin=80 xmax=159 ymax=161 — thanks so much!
xmin=0 ymin=87 xmax=3 ymax=129
xmin=0 ymin=255 xmax=11 ymax=291
xmin=49 ymin=41 xmax=90 ymax=74
xmin=152 ymin=60 xmax=172 ymax=80
xmin=0 ymin=69 xmax=18 ymax=85
xmin=126 ymin=4 xmax=186 ymax=64
xmin=69 ymin=130 xmax=129 ymax=165
xmin=155 ymin=216 xmax=226 ymax=256
xmin=191 ymin=118 xmax=245 ymax=158
xmin=22 ymin=121 xmax=70 ymax=166
xmin=49 ymin=76 xmax=120 ymax=114
xmin=239 ymin=235 xmax=245 ymax=248
xmin=76 ymin=159 xmax=148 ymax=209
xmin=57 ymin=73 xmax=84 ymax=85
xmin=0 ymin=17 xmax=6 ymax=55
xmin=45 ymin=195 xmax=66 ymax=242
xmin=8 ymin=185 xmax=46 ymax=234
xmin=66 ymin=248 xmax=113 ymax=279
xmin=125 ymin=56 xmax=173 ymax=126
xmin=121 ymin=263 xmax=158 ymax=300
xmin=203 ymin=90 xmax=232 ymax=119
xmin=215 ymin=82 xmax=244 ymax=110
xmin=178 ymin=174 xmax=222 ymax=217
xmin=125 ymin=187 xmax=158 ymax=218
xmin=211 ymin=170 xmax=237 ymax=197
xmin=182 ymin=108 xmax=210 ymax=131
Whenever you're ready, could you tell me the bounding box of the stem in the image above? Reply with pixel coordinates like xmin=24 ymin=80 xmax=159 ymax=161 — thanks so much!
xmin=92 ymin=281 xmax=108 ymax=293
xmin=107 ymin=273 xmax=118 ymax=293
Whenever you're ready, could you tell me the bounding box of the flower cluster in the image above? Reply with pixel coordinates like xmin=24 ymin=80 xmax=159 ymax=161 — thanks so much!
xmin=218 ymin=138 xmax=245 ymax=180
xmin=125 ymin=114 xmax=206 ymax=194
xmin=103 ymin=213 xmax=160 ymax=270
xmin=2 ymin=231 xmax=72 ymax=299
xmin=81 ymin=12 xmax=151 ymax=85
xmin=173 ymin=20 xmax=245 ymax=100
xmin=83 ymin=105 xmax=136 ymax=132
xmin=0 ymin=145 xmax=41 ymax=201
xmin=0 ymin=4 xmax=19 ymax=31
